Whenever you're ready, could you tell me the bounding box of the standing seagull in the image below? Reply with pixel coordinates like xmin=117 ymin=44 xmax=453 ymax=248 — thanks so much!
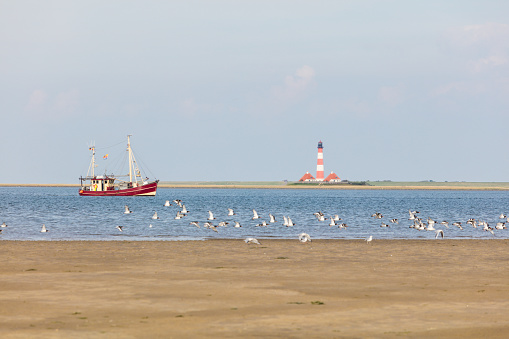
xmin=124 ymin=205 xmax=133 ymax=214
xmin=298 ymin=233 xmax=311 ymax=242
xmin=40 ymin=224 xmax=49 ymax=233
xmin=366 ymin=235 xmax=373 ymax=244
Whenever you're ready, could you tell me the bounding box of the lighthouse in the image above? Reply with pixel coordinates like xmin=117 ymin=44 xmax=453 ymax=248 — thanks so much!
xmin=316 ymin=141 xmax=324 ymax=181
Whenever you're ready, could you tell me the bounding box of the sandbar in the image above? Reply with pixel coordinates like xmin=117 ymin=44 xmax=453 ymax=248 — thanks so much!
xmin=1 ymin=239 xmax=509 ymax=338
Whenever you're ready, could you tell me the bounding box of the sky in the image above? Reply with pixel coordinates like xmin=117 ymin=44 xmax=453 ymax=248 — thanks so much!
xmin=1 ymin=0 xmax=509 ymax=184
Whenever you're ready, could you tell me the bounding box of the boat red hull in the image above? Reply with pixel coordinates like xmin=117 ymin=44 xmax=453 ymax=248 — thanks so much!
xmin=79 ymin=181 xmax=158 ymax=196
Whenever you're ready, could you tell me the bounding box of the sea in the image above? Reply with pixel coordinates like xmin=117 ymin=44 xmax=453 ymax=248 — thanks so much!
xmin=1 ymin=187 xmax=508 ymax=241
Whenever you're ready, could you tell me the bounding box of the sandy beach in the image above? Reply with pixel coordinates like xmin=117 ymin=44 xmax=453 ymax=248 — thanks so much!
xmin=1 ymin=239 xmax=509 ymax=338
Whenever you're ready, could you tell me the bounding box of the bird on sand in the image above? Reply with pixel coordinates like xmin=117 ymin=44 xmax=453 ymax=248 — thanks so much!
xmin=244 ymin=237 xmax=261 ymax=245
xmin=124 ymin=205 xmax=133 ymax=214
xmin=298 ymin=233 xmax=311 ymax=242
xmin=435 ymin=230 xmax=444 ymax=239
xmin=40 ymin=224 xmax=49 ymax=233
xmin=366 ymin=235 xmax=373 ymax=244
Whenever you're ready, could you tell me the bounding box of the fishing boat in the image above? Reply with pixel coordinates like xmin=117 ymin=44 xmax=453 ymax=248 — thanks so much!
xmin=79 ymin=135 xmax=158 ymax=196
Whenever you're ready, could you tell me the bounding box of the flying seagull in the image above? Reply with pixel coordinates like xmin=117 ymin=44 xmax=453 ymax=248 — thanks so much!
xmin=124 ymin=205 xmax=133 ymax=214
xmin=244 ymin=237 xmax=261 ymax=245
xmin=116 ymin=225 xmax=123 ymax=232
xmin=40 ymin=224 xmax=49 ymax=233
xmin=435 ymin=229 xmax=444 ymax=239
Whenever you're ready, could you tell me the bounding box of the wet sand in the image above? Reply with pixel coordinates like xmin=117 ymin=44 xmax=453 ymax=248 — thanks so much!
xmin=1 ymin=239 xmax=509 ymax=338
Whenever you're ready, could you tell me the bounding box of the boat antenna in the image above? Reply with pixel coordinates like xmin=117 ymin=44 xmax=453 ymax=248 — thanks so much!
xmin=127 ymin=135 xmax=133 ymax=183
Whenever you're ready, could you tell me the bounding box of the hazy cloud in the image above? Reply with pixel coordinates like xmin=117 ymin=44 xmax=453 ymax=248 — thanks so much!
xmin=25 ymin=89 xmax=79 ymax=120
xmin=378 ymin=85 xmax=404 ymax=106
xmin=443 ymin=22 xmax=509 ymax=73
xmin=273 ymin=65 xmax=316 ymax=102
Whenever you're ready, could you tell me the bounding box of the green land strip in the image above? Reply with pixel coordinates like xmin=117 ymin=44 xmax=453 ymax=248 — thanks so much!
xmin=1 ymin=181 xmax=509 ymax=190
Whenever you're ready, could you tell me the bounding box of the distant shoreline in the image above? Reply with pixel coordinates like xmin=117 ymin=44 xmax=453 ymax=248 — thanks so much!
xmin=1 ymin=182 xmax=509 ymax=190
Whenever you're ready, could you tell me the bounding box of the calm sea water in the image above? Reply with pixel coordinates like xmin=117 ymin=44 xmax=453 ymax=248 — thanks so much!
xmin=0 ymin=187 xmax=508 ymax=241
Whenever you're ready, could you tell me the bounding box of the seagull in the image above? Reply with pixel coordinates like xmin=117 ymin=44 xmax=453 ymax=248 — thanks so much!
xmin=435 ymin=229 xmax=444 ymax=239
xmin=244 ymin=237 xmax=261 ymax=245
xmin=181 ymin=205 xmax=189 ymax=214
xmin=1 ymin=222 xmax=8 ymax=227
xmin=298 ymin=233 xmax=311 ymax=243
xmin=152 ymin=211 xmax=159 ymax=220
xmin=189 ymin=221 xmax=200 ymax=228
xmin=124 ymin=205 xmax=133 ymax=214
xmin=390 ymin=219 xmax=399 ymax=224
xmin=314 ymin=212 xmax=326 ymax=221
xmin=333 ymin=215 xmax=341 ymax=221
xmin=173 ymin=199 xmax=183 ymax=207
xmin=203 ymin=222 xmax=218 ymax=232
xmin=234 ymin=221 xmax=242 ymax=228
xmin=409 ymin=210 xmax=419 ymax=220
xmin=287 ymin=217 xmax=295 ymax=227
xmin=380 ymin=223 xmax=390 ymax=228
xmin=269 ymin=214 xmax=276 ymax=223
xmin=440 ymin=221 xmax=449 ymax=228
xmin=175 ymin=211 xmax=184 ymax=219
xmin=164 ymin=200 xmax=171 ymax=207
xmin=366 ymin=235 xmax=373 ymax=244
xmin=329 ymin=217 xmax=336 ymax=227
xmin=116 ymin=225 xmax=123 ymax=232
xmin=227 ymin=208 xmax=236 ymax=216
xmin=282 ymin=216 xmax=289 ymax=227
xmin=256 ymin=221 xmax=269 ymax=227
xmin=252 ymin=209 xmax=260 ymax=220
xmin=338 ymin=223 xmax=348 ymax=229
xmin=208 ymin=211 xmax=216 ymax=220
xmin=427 ymin=218 xmax=436 ymax=231
xmin=371 ymin=212 xmax=383 ymax=219
xmin=496 ymin=222 xmax=506 ymax=230
xmin=40 ymin=224 xmax=49 ymax=233
xmin=452 ymin=222 xmax=463 ymax=230
xmin=218 ymin=221 xmax=229 ymax=227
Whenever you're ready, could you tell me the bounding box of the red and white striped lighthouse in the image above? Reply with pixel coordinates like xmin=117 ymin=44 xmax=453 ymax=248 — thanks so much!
xmin=316 ymin=141 xmax=324 ymax=181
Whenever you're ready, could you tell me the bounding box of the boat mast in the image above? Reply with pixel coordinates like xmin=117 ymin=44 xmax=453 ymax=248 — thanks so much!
xmin=88 ymin=146 xmax=96 ymax=178
xmin=127 ymin=135 xmax=133 ymax=183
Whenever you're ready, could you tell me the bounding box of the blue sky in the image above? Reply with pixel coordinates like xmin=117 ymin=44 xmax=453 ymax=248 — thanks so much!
xmin=1 ymin=1 xmax=509 ymax=183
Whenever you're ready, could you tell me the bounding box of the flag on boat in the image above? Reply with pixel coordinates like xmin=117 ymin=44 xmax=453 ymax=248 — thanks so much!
xmin=103 ymin=154 xmax=108 ymax=160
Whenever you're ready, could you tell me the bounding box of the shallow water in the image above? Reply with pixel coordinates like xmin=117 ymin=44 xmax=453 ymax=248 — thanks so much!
xmin=0 ymin=187 xmax=508 ymax=240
